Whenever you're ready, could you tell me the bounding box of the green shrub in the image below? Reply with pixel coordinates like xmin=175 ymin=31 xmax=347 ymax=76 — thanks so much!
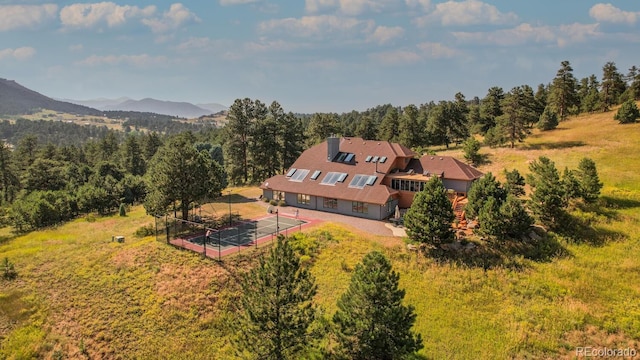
xmin=134 ymin=224 xmax=155 ymax=238
xmin=119 ymin=203 xmax=127 ymax=217
xmin=277 ymin=200 xmax=287 ymax=207
xmin=262 ymin=197 xmax=270 ymax=203
xmin=269 ymin=199 xmax=278 ymax=206
xmin=2 ymin=257 xmax=17 ymax=280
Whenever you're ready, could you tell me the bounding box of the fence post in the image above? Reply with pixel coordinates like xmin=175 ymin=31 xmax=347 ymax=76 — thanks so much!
xmin=202 ymin=223 xmax=207 ymax=258
xmin=218 ymin=231 xmax=221 ymax=262
xmin=237 ymin=226 xmax=241 ymax=253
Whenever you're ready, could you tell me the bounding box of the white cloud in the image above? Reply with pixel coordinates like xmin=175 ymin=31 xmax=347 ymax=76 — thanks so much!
xmin=60 ymin=2 xmax=156 ymax=29
xmin=305 ymin=0 xmax=399 ymax=16
xmin=220 ymin=0 xmax=260 ymax=5
xmin=77 ymin=54 xmax=169 ymax=67
xmin=69 ymin=44 xmax=84 ymax=52
xmin=416 ymin=41 xmax=459 ymax=58
xmin=259 ymin=15 xmax=374 ymax=38
xmin=589 ymin=3 xmax=638 ymax=25
xmin=414 ymin=0 xmax=518 ymax=27
xmin=452 ymin=22 xmax=601 ymax=47
xmin=367 ymin=26 xmax=404 ymax=44
xmin=244 ymin=39 xmax=303 ymax=52
xmin=141 ymin=3 xmax=200 ymax=33
xmin=405 ymin=0 xmax=431 ymax=11
xmin=0 ymin=4 xmax=57 ymax=31
xmin=0 ymin=47 xmax=36 ymax=60
xmin=370 ymin=50 xmax=421 ymax=65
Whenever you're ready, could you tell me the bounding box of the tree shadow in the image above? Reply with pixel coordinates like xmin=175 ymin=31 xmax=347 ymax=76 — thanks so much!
xmin=425 ymin=230 xmax=569 ymax=271
xmin=554 ymin=213 xmax=626 ymax=246
xmin=0 ymin=233 xmax=17 ymax=246
xmin=599 ymin=196 xmax=640 ymax=210
xmin=475 ymin=153 xmax=492 ymax=166
xmin=521 ymin=141 xmax=586 ymax=150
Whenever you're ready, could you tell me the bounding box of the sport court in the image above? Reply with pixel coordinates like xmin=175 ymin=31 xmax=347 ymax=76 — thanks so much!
xmin=169 ymin=214 xmax=309 ymax=258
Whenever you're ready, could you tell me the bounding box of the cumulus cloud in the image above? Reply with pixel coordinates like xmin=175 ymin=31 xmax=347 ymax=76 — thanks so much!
xmin=0 ymin=47 xmax=36 ymax=60
xmin=414 ymin=0 xmax=518 ymax=27
xmin=0 ymin=4 xmax=57 ymax=31
xmin=589 ymin=3 xmax=638 ymax=25
xmin=259 ymin=15 xmax=374 ymax=38
xmin=453 ymin=22 xmax=601 ymax=47
xmin=77 ymin=53 xmax=169 ymax=67
xmin=405 ymin=0 xmax=431 ymax=11
xmin=142 ymin=3 xmax=200 ymax=33
xmin=60 ymin=2 xmax=155 ymax=29
xmin=370 ymin=41 xmax=458 ymax=65
xmin=305 ymin=0 xmax=399 ymax=16
xmin=367 ymin=26 xmax=404 ymax=44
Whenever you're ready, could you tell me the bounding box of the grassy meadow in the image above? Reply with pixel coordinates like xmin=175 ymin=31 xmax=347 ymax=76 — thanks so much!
xmin=2 ymin=106 xmax=640 ymax=359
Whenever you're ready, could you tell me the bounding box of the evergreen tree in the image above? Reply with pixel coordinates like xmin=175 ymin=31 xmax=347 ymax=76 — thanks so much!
xmin=478 ymin=196 xmax=505 ymax=237
xmin=580 ymin=75 xmax=601 ymax=113
xmin=465 ymin=173 xmax=507 ymax=219
xmin=121 ymin=135 xmax=146 ymax=176
xmin=236 ymin=235 xmax=317 ymax=360
xmin=398 ymin=104 xmax=421 ymax=148
xmin=404 ymin=176 xmax=455 ymax=247
xmin=576 ymin=157 xmax=603 ymax=203
xmin=377 ymin=107 xmax=399 ymax=142
xmin=224 ymin=98 xmax=258 ymax=184
xmin=504 ymin=169 xmax=525 ymax=197
xmin=305 ymin=113 xmax=339 ymax=146
xmin=280 ymin=112 xmax=305 ymax=173
xmin=561 ymin=167 xmax=581 ymax=205
xmin=332 ymin=251 xmax=423 ymax=360
xmin=355 ymin=115 xmax=378 ymax=140
xmin=614 ymin=99 xmax=640 ymax=124
xmin=627 ymin=65 xmax=640 ymax=100
xmin=496 ymin=86 xmax=536 ymax=148
xmin=250 ymin=111 xmax=279 ymax=181
xmin=600 ymin=61 xmax=627 ymax=111
xmin=142 ymin=132 xmax=163 ymax=161
xmin=0 ymin=142 xmax=20 ymax=203
xmin=479 ymin=87 xmax=504 ymax=134
xmin=534 ymin=83 xmax=548 ymax=117
xmin=527 ymin=156 xmax=566 ymax=230
xmin=145 ymin=133 xmax=226 ymax=219
xmin=467 ymin=96 xmax=482 ymax=134
xmin=537 ymin=106 xmax=559 ymax=131
xmin=549 ymin=61 xmax=579 ymax=121
xmin=462 ymin=137 xmax=481 ymax=166
xmin=500 ymin=195 xmax=533 ymax=239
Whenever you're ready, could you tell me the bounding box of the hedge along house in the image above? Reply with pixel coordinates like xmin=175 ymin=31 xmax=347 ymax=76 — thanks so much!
xmin=260 ymin=137 xmax=483 ymax=220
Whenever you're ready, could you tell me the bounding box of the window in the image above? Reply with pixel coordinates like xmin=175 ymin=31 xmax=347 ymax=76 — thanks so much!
xmin=365 ymin=155 xmax=372 ymax=162
xmin=372 ymin=156 xmax=379 ymax=163
xmin=297 ymin=194 xmax=310 ymax=205
xmin=337 ymin=152 xmax=347 ymax=162
xmin=344 ymin=153 xmax=355 ymax=162
xmin=323 ymin=198 xmax=337 ymax=209
xmin=290 ymin=169 xmax=310 ymax=182
xmin=379 ymin=156 xmax=387 ymax=163
xmin=310 ymin=170 xmax=321 ymax=180
xmin=390 ymin=179 xmax=426 ymax=192
xmin=352 ymin=201 xmax=368 ymax=214
xmin=349 ymin=174 xmax=377 ymax=189
xmin=273 ymin=191 xmax=285 ymax=201
xmin=365 ymin=175 xmax=377 ymax=186
xmin=337 ymin=173 xmax=348 ymax=182
xmin=286 ymin=168 xmax=297 ymax=177
xmin=386 ymin=198 xmax=394 ymax=214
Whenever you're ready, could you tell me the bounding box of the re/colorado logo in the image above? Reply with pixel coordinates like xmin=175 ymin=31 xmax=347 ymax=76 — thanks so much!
xmin=576 ymin=347 xmax=638 ymax=357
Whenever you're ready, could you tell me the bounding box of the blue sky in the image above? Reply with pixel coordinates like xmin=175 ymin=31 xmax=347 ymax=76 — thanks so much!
xmin=1 ymin=0 xmax=639 ymax=113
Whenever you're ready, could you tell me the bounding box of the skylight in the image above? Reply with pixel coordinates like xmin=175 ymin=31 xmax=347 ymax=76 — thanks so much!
xmin=337 ymin=153 xmax=347 ymax=162
xmin=286 ymin=168 xmax=297 ymax=177
xmin=348 ymin=174 xmax=377 ymax=189
xmin=310 ymin=170 xmax=321 ymax=180
xmin=365 ymin=155 xmax=372 ymax=162
xmin=320 ymin=172 xmax=347 ymax=185
xmin=289 ymin=169 xmax=310 ymax=182
xmin=379 ymin=156 xmax=387 ymax=163
xmin=344 ymin=153 xmax=355 ymax=162
xmin=372 ymin=156 xmax=379 ymax=163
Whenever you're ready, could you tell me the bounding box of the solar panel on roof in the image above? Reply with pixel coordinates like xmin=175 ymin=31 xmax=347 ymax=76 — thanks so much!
xmin=348 ymin=174 xmax=372 ymax=189
xmin=286 ymin=168 xmax=297 ymax=177
xmin=348 ymin=175 xmax=364 ymax=188
xmin=365 ymin=155 xmax=372 ymax=162
xmin=372 ymin=156 xmax=379 ymax=163
xmin=320 ymin=172 xmax=347 ymax=185
xmin=344 ymin=153 xmax=355 ymax=162
xmin=310 ymin=170 xmax=321 ymax=180
xmin=289 ymin=169 xmax=309 ymax=182
xmin=379 ymin=156 xmax=387 ymax=163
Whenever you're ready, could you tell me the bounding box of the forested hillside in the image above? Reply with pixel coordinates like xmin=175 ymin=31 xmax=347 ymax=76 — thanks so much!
xmin=0 ymin=79 xmax=101 ymax=116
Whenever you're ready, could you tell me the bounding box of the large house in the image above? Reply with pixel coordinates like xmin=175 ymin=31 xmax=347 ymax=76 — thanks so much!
xmin=260 ymin=137 xmax=483 ymax=220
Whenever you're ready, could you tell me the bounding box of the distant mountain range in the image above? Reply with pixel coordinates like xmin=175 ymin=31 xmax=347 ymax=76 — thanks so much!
xmin=62 ymin=97 xmax=227 ymax=118
xmin=0 ymin=78 xmax=102 ymax=116
xmin=0 ymin=77 xmax=228 ymax=118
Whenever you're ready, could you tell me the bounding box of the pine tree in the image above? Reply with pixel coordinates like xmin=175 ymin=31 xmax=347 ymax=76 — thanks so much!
xmin=305 ymin=113 xmax=339 ymax=146
xmin=0 ymin=142 xmax=20 ymax=203
xmin=537 ymin=106 xmax=559 ymax=131
xmin=576 ymin=157 xmax=603 ymax=203
xmin=479 ymin=87 xmax=504 ymax=134
xmin=500 ymin=195 xmax=533 ymax=239
xmin=614 ymin=99 xmax=640 ymax=124
xmin=378 ymin=106 xmax=399 ymax=142
xmin=549 ymin=61 xmax=579 ymax=121
xmin=496 ymin=86 xmax=536 ymax=148
xmin=236 ymin=235 xmax=318 ymax=360
xmin=280 ymin=112 xmax=305 ymax=173
xmin=465 ymin=173 xmax=507 ymax=219
xmin=478 ymin=196 xmax=505 ymax=237
xmin=224 ymin=98 xmax=258 ymax=184
xmin=355 ymin=115 xmax=378 ymax=140
xmin=527 ymin=156 xmax=566 ymax=230
xmin=332 ymin=251 xmax=423 ymax=360
xmin=504 ymin=169 xmax=525 ymax=197
xmin=398 ymin=104 xmax=421 ymax=148
xmin=404 ymin=176 xmax=455 ymax=247
xmin=600 ymin=61 xmax=627 ymax=111
xmin=462 ymin=137 xmax=481 ymax=166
